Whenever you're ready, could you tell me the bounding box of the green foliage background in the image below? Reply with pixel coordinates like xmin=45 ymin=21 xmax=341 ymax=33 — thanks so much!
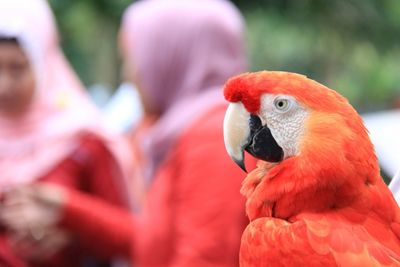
xmin=49 ymin=0 xmax=400 ymax=112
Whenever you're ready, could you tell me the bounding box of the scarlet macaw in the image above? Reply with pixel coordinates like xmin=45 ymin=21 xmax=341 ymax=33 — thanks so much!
xmin=223 ymin=71 xmax=400 ymax=267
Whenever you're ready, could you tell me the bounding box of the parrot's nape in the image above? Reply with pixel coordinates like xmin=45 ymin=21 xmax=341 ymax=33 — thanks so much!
xmin=223 ymin=71 xmax=400 ymax=267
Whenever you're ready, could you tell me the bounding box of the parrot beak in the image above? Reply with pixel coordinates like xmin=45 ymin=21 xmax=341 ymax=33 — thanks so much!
xmin=223 ymin=102 xmax=251 ymax=172
xmin=224 ymin=102 xmax=284 ymax=173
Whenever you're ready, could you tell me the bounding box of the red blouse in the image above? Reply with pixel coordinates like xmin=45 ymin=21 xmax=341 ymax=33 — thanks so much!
xmin=3 ymin=132 xmax=129 ymax=267
xmin=60 ymin=105 xmax=254 ymax=267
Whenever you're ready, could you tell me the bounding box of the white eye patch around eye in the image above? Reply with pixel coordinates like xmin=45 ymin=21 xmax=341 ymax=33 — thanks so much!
xmin=259 ymin=94 xmax=309 ymax=158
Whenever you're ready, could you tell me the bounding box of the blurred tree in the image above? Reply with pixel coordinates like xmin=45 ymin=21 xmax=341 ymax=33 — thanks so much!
xmin=49 ymin=0 xmax=400 ymax=111
xmin=231 ymin=0 xmax=400 ymax=111
xmin=49 ymin=0 xmax=132 ymax=89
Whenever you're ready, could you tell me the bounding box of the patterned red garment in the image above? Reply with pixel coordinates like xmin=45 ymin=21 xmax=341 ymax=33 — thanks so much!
xmin=4 ymin=132 xmax=129 ymax=267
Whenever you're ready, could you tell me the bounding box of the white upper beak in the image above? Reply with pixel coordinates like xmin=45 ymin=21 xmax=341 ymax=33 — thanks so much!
xmin=223 ymin=102 xmax=251 ymax=172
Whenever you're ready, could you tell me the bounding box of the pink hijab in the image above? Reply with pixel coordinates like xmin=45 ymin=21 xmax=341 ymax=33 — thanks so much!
xmin=0 ymin=0 xmax=102 ymax=189
xmin=120 ymin=0 xmax=247 ymax=182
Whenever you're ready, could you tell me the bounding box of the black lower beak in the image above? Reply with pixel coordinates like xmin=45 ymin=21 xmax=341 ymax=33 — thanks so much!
xmin=245 ymin=115 xmax=284 ymax=163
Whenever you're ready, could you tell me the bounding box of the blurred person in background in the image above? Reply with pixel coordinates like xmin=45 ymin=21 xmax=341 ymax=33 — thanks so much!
xmin=0 ymin=0 xmax=254 ymax=266
xmin=0 ymin=0 xmax=130 ymax=267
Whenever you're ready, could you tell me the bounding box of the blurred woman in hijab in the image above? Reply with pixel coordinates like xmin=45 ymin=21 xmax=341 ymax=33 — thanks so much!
xmin=0 ymin=0 xmax=130 ymax=266
xmin=0 ymin=0 xmax=253 ymax=266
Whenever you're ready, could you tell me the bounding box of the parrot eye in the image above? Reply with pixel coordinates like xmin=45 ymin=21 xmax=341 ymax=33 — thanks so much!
xmin=273 ymin=97 xmax=291 ymax=112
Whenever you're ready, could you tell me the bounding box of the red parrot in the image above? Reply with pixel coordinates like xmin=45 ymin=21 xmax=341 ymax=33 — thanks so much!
xmin=223 ymin=71 xmax=400 ymax=267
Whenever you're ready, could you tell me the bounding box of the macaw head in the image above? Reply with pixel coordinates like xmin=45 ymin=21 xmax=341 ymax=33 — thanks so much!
xmin=224 ymin=71 xmax=381 ymax=218
xmin=224 ymin=71 xmax=376 ymax=171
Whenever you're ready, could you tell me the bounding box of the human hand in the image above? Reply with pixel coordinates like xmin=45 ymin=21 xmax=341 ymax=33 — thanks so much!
xmin=0 ymin=183 xmax=66 ymax=236
xmin=0 ymin=183 xmax=70 ymax=261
